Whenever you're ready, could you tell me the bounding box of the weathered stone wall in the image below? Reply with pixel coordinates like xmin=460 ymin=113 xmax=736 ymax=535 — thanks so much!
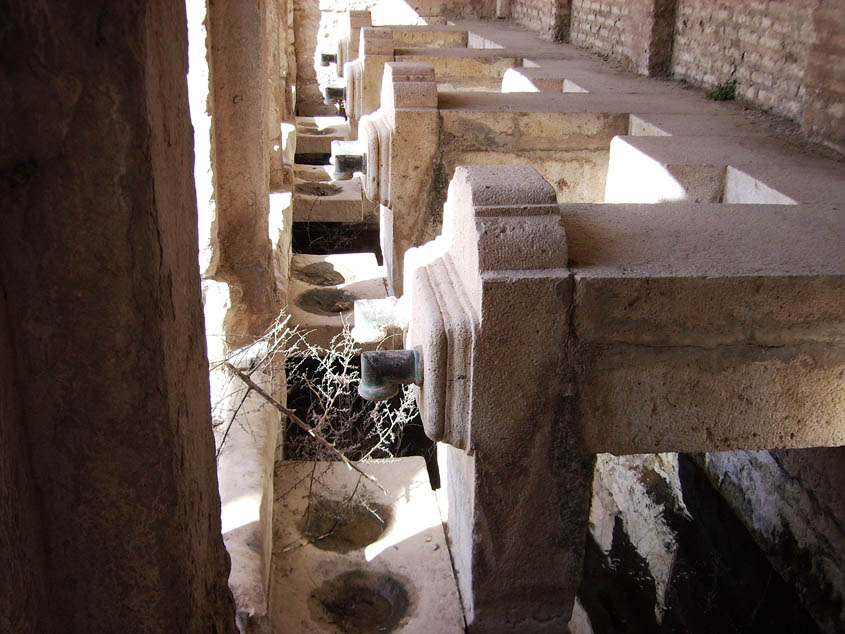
xmin=570 ymin=0 xmax=633 ymax=63
xmin=510 ymin=0 xmax=571 ymax=41
xmin=672 ymin=1 xmax=815 ymax=120
xmin=699 ymin=448 xmax=845 ymax=633
xmin=0 ymin=293 xmax=51 ymax=634
xmin=802 ymin=0 xmax=845 ymax=150
xmin=0 ymin=2 xmax=236 ymax=632
xmin=512 ymin=0 xmax=842 ymax=147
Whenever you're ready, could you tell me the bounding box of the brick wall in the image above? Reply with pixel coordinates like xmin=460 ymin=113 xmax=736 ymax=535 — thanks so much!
xmin=570 ymin=0 xmax=634 ymax=67
xmin=672 ymin=0 xmax=816 ymax=121
xmin=802 ymin=0 xmax=845 ymax=150
xmin=552 ymin=0 xmax=842 ymax=148
xmin=511 ymin=0 xmax=570 ymax=41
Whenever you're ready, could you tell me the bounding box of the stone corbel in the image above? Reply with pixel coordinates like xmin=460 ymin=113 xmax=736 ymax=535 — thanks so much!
xmin=337 ymin=10 xmax=371 ymax=77
xmin=401 ymin=165 xmax=586 ymax=631
xmin=358 ymin=62 xmax=439 ymax=296
xmin=344 ymin=27 xmax=394 ymax=139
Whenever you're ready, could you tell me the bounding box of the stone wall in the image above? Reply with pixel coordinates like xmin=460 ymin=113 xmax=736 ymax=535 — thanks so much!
xmin=570 ymin=0 xmax=633 ymax=64
xmin=510 ymin=0 xmax=570 ymax=40
xmin=699 ymin=448 xmax=845 ymax=633
xmin=0 ymin=2 xmax=235 ymax=632
xmin=672 ymin=1 xmax=815 ymax=121
xmin=801 ymin=0 xmax=845 ymax=150
xmin=510 ymin=0 xmax=843 ymax=149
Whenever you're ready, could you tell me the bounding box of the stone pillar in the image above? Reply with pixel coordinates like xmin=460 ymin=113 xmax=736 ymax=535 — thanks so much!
xmin=802 ymin=0 xmax=845 ymax=151
xmin=628 ymin=0 xmax=677 ymax=76
xmin=208 ymin=0 xmax=281 ymax=340
xmin=404 ymin=166 xmax=594 ymax=632
xmin=359 ymin=63 xmax=440 ymax=297
xmin=0 ymin=2 xmax=236 ymax=632
xmin=345 ymin=27 xmax=394 ymax=140
xmin=337 ymin=10 xmax=373 ymax=76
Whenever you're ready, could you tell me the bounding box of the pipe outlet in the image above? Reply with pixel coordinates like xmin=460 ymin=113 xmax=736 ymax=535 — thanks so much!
xmin=320 ymin=53 xmax=337 ymax=67
xmin=331 ymin=140 xmax=367 ymax=180
xmin=323 ymin=85 xmax=346 ymax=105
xmin=359 ymin=348 xmax=422 ymax=401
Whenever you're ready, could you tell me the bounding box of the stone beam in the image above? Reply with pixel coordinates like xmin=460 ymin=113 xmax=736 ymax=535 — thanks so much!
xmin=563 ymin=201 xmax=845 ymax=455
xmin=398 ymin=165 xmax=844 ymax=631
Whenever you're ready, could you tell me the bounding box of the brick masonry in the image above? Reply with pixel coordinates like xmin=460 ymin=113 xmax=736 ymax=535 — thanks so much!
xmin=511 ymin=0 xmax=843 ymax=148
xmin=511 ymin=0 xmax=570 ymax=41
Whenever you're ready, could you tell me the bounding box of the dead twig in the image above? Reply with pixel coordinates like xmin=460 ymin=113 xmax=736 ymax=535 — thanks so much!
xmin=225 ymin=361 xmax=387 ymax=494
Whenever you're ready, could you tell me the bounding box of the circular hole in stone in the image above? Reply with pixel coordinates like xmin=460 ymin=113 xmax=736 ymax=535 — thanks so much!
xmin=296 ymin=182 xmax=343 ymax=197
xmin=295 ymin=288 xmax=356 ymax=316
xmin=298 ymin=496 xmax=391 ymax=553
xmin=293 ymin=261 xmax=346 ymax=286
xmin=308 ymin=570 xmax=412 ymax=634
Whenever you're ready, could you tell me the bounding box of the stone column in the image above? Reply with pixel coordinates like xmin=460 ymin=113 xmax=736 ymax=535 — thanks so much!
xmin=0 ymin=2 xmax=236 ymax=632
xmin=208 ymin=0 xmax=281 ymax=340
xmin=405 ymin=166 xmax=594 ymax=632
xmin=628 ymin=0 xmax=678 ymax=76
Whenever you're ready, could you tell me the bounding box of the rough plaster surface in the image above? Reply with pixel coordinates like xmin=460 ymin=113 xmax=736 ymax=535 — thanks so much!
xmin=0 ymin=2 xmax=235 ymax=631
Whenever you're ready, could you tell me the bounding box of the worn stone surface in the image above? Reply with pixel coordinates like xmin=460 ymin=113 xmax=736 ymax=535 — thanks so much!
xmin=0 ymin=283 xmax=51 ymax=634
xmin=405 ymin=166 xmax=592 ymax=632
xmin=698 ymin=448 xmax=845 ymax=633
xmin=561 ymin=200 xmax=845 ymax=453
xmin=269 ymin=458 xmax=464 ymax=634
xmin=208 ymin=0 xmax=281 ymax=340
xmin=0 ymin=2 xmax=235 ymax=631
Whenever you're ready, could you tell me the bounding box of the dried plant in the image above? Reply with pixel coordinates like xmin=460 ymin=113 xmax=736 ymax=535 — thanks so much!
xmin=209 ymin=310 xmax=417 ymax=478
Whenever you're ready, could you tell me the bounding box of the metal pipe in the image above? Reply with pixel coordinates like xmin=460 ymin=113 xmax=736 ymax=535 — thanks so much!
xmin=322 ymin=85 xmax=346 ymax=105
xmin=320 ymin=53 xmax=337 ymax=67
xmin=359 ymin=348 xmax=422 ymax=401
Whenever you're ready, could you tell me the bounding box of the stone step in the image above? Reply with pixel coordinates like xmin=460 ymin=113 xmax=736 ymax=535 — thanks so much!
xmin=288 ymin=253 xmax=387 ymax=349
xmin=295 ymin=116 xmax=349 ymax=155
xmin=293 ymin=176 xmax=367 ymax=223
xmin=269 ymin=457 xmax=464 ymax=634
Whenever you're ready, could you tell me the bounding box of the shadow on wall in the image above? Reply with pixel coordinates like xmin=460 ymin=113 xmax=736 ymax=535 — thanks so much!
xmin=579 ymin=454 xmax=824 ymax=634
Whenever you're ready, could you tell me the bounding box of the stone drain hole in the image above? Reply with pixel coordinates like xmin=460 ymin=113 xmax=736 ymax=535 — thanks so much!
xmin=296 ymin=181 xmax=344 ymax=197
xmin=295 ymin=287 xmax=356 ymax=316
xmin=298 ymin=495 xmax=392 ymax=553
xmin=308 ymin=570 xmax=413 ymax=634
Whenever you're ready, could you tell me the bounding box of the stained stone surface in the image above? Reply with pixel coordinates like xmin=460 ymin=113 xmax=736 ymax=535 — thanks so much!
xmin=269 ymin=458 xmax=464 ymax=634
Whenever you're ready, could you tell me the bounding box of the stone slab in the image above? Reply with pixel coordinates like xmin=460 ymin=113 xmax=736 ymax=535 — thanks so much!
xmin=296 ymin=116 xmax=350 ymax=155
xmin=268 ymin=458 xmax=464 ymax=634
xmin=293 ymin=177 xmax=365 ymax=223
xmin=288 ymin=253 xmax=387 ymax=349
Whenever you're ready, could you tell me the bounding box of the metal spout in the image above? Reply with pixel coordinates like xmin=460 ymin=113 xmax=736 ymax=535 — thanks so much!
xmin=359 ymin=348 xmax=422 ymax=401
xmin=320 ymin=53 xmax=337 ymax=67
xmin=333 ymin=153 xmax=366 ymax=180
xmin=323 ymin=85 xmax=346 ymax=105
